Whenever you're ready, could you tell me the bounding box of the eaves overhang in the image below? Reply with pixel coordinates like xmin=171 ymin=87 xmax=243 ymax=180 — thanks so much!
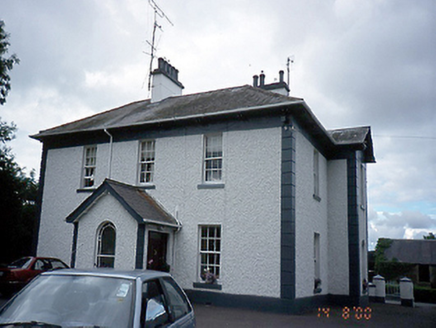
xmin=66 ymin=179 xmax=180 ymax=229
xmin=30 ymin=99 xmax=306 ymax=141
xmin=31 ymin=89 xmax=374 ymax=163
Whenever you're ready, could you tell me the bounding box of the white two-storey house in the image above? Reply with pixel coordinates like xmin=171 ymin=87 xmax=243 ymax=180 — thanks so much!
xmin=31 ymin=58 xmax=375 ymax=312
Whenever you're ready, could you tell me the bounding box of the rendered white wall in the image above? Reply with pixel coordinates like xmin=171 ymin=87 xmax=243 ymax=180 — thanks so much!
xmin=38 ymin=124 xmax=282 ymax=298
xmin=327 ymin=160 xmax=350 ymax=295
xmin=151 ymin=74 xmax=183 ymax=103
xmin=146 ymin=127 xmax=283 ymax=297
xmin=294 ymin=131 xmax=329 ymax=298
xmin=38 ymin=145 xmax=105 ymax=264
xmin=74 ymin=192 xmax=138 ymax=270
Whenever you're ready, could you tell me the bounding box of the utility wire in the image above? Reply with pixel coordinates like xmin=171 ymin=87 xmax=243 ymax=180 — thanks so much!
xmin=374 ymin=135 xmax=436 ymax=140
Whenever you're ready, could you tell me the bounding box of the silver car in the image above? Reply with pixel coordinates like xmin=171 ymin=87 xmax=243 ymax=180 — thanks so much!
xmin=0 ymin=269 xmax=195 ymax=328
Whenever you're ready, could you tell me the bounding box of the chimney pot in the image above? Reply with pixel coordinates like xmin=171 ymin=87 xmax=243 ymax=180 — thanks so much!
xmin=259 ymin=71 xmax=265 ymax=86
xmin=253 ymin=75 xmax=259 ymax=87
xmin=158 ymin=58 xmax=164 ymax=69
xmin=279 ymin=70 xmax=284 ymax=83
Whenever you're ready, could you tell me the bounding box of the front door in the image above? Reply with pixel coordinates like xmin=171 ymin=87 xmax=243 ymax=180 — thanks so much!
xmin=147 ymin=231 xmax=169 ymax=272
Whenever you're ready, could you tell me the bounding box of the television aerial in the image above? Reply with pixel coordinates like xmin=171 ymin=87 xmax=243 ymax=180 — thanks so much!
xmin=145 ymin=0 xmax=173 ymax=91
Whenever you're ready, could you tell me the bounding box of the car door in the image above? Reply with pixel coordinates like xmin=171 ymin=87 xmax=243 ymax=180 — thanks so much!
xmin=159 ymin=277 xmax=195 ymax=328
xmin=140 ymin=277 xmax=195 ymax=328
xmin=24 ymin=259 xmax=46 ymax=283
xmin=141 ymin=279 xmax=171 ymax=328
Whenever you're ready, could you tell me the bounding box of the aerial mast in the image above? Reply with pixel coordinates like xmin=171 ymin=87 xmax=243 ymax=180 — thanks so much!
xmin=146 ymin=0 xmax=173 ymax=92
xmin=286 ymin=56 xmax=294 ymax=88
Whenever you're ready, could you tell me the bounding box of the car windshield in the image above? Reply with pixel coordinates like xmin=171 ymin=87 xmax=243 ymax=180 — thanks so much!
xmin=7 ymin=258 xmax=32 ymax=269
xmin=0 ymin=274 xmax=135 ymax=328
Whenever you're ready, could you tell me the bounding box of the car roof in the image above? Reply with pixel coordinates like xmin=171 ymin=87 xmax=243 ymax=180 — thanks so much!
xmin=40 ymin=268 xmax=172 ymax=281
xmin=16 ymin=256 xmax=65 ymax=261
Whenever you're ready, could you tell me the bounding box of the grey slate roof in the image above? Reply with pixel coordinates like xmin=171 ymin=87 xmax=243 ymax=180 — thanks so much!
xmin=31 ymin=84 xmax=375 ymax=162
xmin=32 ymin=85 xmax=302 ymax=138
xmin=66 ymin=179 xmax=179 ymax=228
xmin=384 ymin=239 xmax=436 ymax=265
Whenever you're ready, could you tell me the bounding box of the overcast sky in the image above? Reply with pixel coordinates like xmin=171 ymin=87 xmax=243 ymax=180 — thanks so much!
xmin=1 ymin=0 xmax=435 ymax=249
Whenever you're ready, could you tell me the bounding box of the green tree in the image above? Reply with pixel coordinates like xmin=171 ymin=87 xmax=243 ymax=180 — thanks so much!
xmin=0 ymin=20 xmax=19 ymax=105
xmin=374 ymin=238 xmax=392 ymax=274
xmin=0 ymin=118 xmax=38 ymax=265
xmin=423 ymin=232 xmax=435 ymax=240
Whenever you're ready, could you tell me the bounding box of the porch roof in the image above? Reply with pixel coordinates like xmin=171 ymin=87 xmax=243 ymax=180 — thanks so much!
xmin=66 ymin=179 xmax=180 ymax=228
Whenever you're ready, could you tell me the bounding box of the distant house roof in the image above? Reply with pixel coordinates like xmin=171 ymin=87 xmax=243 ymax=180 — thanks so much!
xmin=31 ymin=84 xmax=375 ymax=162
xmin=66 ymin=179 xmax=179 ymax=228
xmin=384 ymin=239 xmax=436 ymax=265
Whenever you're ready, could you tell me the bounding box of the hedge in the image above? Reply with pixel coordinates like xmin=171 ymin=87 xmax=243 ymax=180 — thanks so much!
xmin=377 ymin=262 xmax=416 ymax=281
xmin=414 ymin=286 xmax=436 ymax=304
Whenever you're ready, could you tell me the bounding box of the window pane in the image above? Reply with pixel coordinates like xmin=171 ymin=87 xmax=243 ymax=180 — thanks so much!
xmin=97 ymin=224 xmax=116 ymax=268
xmin=199 ymin=226 xmax=221 ymax=282
xmin=139 ymin=140 xmax=155 ymax=183
xmin=201 ymin=239 xmax=207 ymax=251
xmin=208 ymin=239 xmax=215 ymax=251
xmin=98 ymin=256 xmax=114 ymax=268
xmin=161 ymin=278 xmax=190 ymax=320
xmin=142 ymin=280 xmax=170 ymax=326
xmin=83 ymin=146 xmax=97 ymax=188
xmin=215 ymin=239 xmax=221 ymax=252
xmin=101 ymin=226 xmax=116 ymax=254
xmin=204 ymin=135 xmax=222 ymax=182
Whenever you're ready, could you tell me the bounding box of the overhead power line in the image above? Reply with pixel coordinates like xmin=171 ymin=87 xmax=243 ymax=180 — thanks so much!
xmin=374 ymin=135 xmax=436 ymax=140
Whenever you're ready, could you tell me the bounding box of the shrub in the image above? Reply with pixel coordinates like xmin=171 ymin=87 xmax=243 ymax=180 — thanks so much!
xmin=377 ymin=262 xmax=416 ymax=281
xmin=414 ymin=286 xmax=436 ymax=304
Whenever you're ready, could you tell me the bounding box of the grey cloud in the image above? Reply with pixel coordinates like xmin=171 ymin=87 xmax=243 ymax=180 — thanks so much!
xmin=1 ymin=0 xmax=434 ymax=246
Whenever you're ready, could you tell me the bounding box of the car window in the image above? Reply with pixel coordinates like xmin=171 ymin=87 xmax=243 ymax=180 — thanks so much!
xmin=33 ymin=259 xmax=45 ymax=271
xmin=0 ymin=274 xmax=135 ymax=328
xmin=161 ymin=277 xmax=191 ymax=321
xmin=49 ymin=259 xmax=68 ymax=269
xmin=142 ymin=280 xmax=170 ymax=328
xmin=33 ymin=259 xmax=52 ymax=271
xmin=8 ymin=257 xmax=32 ymax=269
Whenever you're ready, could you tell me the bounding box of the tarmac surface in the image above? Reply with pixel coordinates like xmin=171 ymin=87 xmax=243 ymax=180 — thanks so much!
xmin=1 ymin=296 xmax=435 ymax=327
xmin=194 ymin=301 xmax=436 ymax=327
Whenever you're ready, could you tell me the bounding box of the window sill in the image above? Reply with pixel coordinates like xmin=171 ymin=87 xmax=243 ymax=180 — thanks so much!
xmin=197 ymin=183 xmax=225 ymax=190
xmin=138 ymin=184 xmax=156 ymax=190
xmin=313 ymin=194 xmax=321 ymax=202
xmin=193 ymin=282 xmax=222 ymax=290
xmin=77 ymin=188 xmax=97 ymax=193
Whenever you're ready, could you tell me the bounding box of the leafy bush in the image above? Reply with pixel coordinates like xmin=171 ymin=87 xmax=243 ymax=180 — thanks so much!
xmin=374 ymin=238 xmax=393 ymax=273
xmin=377 ymin=262 xmax=416 ymax=281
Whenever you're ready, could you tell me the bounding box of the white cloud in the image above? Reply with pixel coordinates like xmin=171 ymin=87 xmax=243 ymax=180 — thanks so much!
xmin=368 ymin=208 xmax=436 ymax=249
xmin=1 ymin=0 xmax=435 ymax=246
